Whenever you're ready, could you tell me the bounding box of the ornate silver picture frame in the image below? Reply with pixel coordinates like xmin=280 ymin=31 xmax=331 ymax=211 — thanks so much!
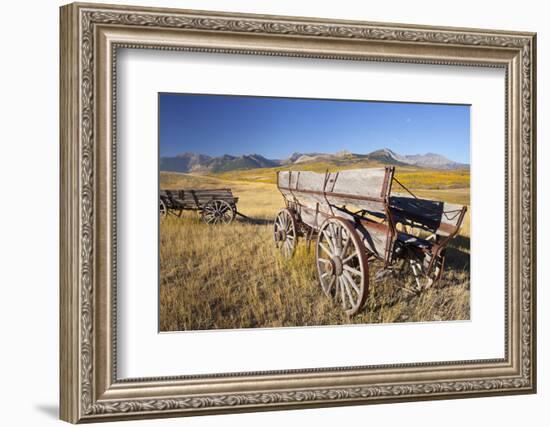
xmin=60 ymin=2 xmax=536 ymax=423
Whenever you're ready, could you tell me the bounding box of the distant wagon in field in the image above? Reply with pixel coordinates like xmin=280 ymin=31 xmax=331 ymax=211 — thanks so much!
xmin=159 ymin=188 xmax=239 ymax=224
xmin=274 ymin=166 xmax=467 ymax=316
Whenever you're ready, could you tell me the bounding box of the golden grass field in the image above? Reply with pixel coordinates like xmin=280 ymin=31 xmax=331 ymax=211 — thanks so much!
xmin=159 ymin=167 xmax=470 ymax=331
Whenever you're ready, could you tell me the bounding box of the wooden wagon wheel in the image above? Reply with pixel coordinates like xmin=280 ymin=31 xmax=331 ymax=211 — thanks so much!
xmin=273 ymin=208 xmax=298 ymax=258
xmin=395 ymin=247 xmax=445 ymax=292
xmin=201 ymin=199 xmax=235 ymax=225
xmin=316 ymin=217 xmax=369 ymax=316
xmin=159 ymin=198 xmax=167 ymax=219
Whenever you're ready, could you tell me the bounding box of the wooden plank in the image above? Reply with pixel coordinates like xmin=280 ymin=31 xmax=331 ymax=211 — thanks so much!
xmin=278 ymin=169 xmax=389 ymax=214
xmin=160 ymin=194 xmax=237 ymax=200
xmin=160 ymin=188 xmax=232 ymax=192
xmin=160 ymin=188 xmax=234 ymax=196
xmin=297 ymin=206 xmax=319 ymax=229
xmin=280 ymin=169 xmax=385 ymax=194
xmin=328 ymin=168 xmax=389 ymax=199
xmin=358 ymin=223 xmax=389 ymax=258
xmin=296 ymin=204 xmax=353 ymax=230
xmin=160 ymin=188 xmax=238 ymax=210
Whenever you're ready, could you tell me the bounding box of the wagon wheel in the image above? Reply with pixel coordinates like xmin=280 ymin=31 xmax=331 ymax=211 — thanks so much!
xmin=396 ymin=249 xmax=445 ymax=291
xmin=401 ymin=259 xmax=435 ymax=291
xmin=201 ymin=199 xmax=235 ymax=225
xmin=159 ymin=199 xmax=167 ymax=219
xmin=273 ymin=208 xmax=298 ymax=258
xmin=316 ymin=217 xmax=369 ymax=316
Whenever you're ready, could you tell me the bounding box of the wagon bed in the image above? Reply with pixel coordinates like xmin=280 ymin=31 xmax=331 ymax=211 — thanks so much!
xmin=160 ymin=188 xmax=239 ymax=224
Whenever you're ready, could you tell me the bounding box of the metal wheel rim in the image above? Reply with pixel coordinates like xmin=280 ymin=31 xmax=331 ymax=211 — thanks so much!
xmin=274 ymin=209 xmax=297 ymax=258
xmin=315 ymin=217 xmax=369 ymax=315
xmin=201 ymin=200 xmax=235 ymax=225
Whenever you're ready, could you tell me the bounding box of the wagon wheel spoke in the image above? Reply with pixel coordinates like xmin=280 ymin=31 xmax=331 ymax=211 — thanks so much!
xmin=220 ymin=202 xmax=234 ymax=224
xmin=342 ymin=251 xmax=358 ymax=264
xmin=332 ymin=223 xmax=343 ymax=253
xmin=318 ymin=242 xmax=332 ymax=258
xmin=316 ymin=217 xmax=369 ymax=316
xmin=338 ymin=277 xmax=347 ymax=309
xmin=275 ymin=225 xmax=285 ymax=248
xmin=343 ymin=264 xmax=362 ymax=277
xmin=342 ymin=276 xmax=355 ymax=309
xmin=331 ymin=223 xmax=342 ymax=252
xmin=334 ymin=275 xmax=340 ymax=299
xmin=274 ymin=217 xmax=285 ymax=242
xmin=285 ymin=218 xmax=295 ymax=238
xmin=321 ymin=229 xmax=336 ymax=254
xmin=202 ymin=210 xmax=216 ymax=224
xmin=326 ymin=223 xmax=337 ymax=251
xmin=342 ymin=271 xmax=361 ymax=294
xmin=341 ymin=233 xmax=351 ymax=256
xmin=320 ymin=275 xmax=335 ymax=295
xmin=283 ymin=238 xmax=292 ymax=256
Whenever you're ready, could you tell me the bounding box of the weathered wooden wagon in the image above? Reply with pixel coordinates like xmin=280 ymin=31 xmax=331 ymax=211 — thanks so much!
xmin=274 ymin=166 xmax=467 ymax=315
xmin=159 ymin=188 xmax=239 ymax=224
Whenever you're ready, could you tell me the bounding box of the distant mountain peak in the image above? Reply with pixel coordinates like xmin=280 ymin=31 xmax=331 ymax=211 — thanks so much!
xmin=160 ymin=151 xmax=279 ymax=174
xmin=367 ymin=148 xmax=467 ymax=169
xmin=160 ymin=148 xmax=468 ymax=174
xmin=335 ymin=149 xmax=352 ymax=156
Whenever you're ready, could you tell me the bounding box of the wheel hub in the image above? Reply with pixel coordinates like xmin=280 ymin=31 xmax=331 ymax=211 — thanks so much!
xmin=327 ymin=256 xmax=343 ymax=276
xmin=275 ymin=230 xmax=286 ymax=242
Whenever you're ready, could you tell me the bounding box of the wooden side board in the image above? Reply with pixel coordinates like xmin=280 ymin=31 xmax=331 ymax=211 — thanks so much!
xmin=160 ymin=189 xmax=238 ymax=209
xmin=278 ymin=168 xmax=392 ymax=215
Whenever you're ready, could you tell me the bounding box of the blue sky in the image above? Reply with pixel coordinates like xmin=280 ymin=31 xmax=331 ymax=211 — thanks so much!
xmin=159 ymin=93 xmax=470 ymax=163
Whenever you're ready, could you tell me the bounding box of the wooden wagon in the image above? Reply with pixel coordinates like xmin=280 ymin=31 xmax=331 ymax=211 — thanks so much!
xmin=274 ymin=166 xmax=467 ymax=315
xmin=159 ymin=188 xmax=239 ymax=224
